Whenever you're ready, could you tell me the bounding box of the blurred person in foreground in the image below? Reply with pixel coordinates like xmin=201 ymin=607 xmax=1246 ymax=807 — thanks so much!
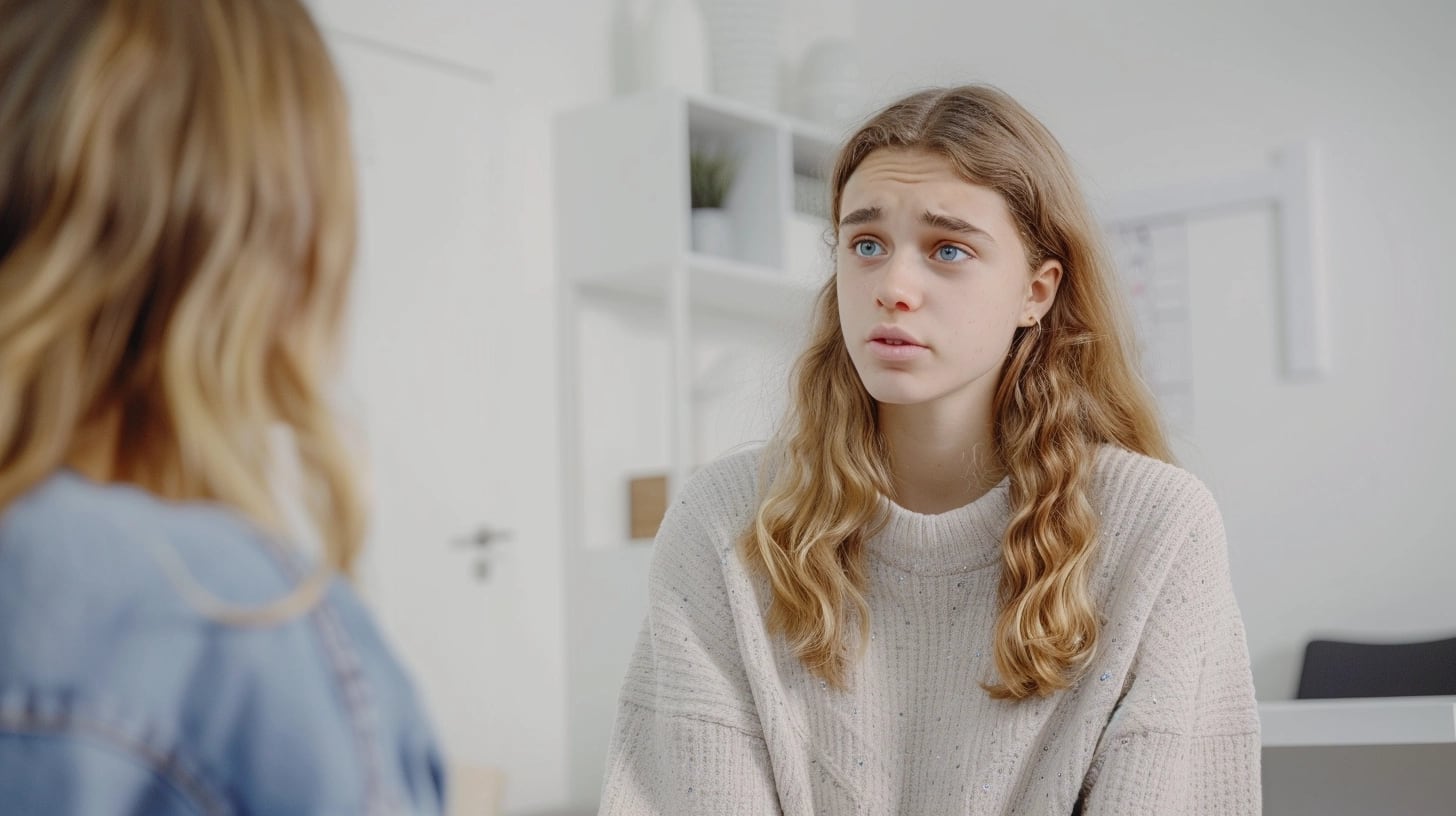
xmin=0 ymin=0 xmax=446 ymax=812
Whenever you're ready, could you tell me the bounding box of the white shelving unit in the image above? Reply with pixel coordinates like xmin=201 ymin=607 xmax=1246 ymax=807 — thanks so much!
xmin=1259 ymin=696 xmax=1456 ymax=748
xmin=555 ymin=89 xmax=839 ymax=551
xmin=555 ymin=90 xmax=842 ymax=800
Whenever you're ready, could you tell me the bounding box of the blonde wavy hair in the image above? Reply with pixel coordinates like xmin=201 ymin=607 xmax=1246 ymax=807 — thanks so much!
xmin=741 ymin=86 xmax=1172 ymax=698
xmin=0 ymin=0 xmax=363 ymax=617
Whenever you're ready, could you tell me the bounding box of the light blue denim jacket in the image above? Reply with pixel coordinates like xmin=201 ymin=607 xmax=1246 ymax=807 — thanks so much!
xmin=0 ymin=471 xmax=447 ymax=815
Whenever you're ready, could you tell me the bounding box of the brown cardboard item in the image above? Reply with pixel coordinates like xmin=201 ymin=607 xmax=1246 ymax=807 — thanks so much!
xmin=629 ymin=475 xmax=669 ymax=540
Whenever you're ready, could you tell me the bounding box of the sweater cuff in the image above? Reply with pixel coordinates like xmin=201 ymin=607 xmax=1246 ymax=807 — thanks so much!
xmin=1083 ymin=731 xmax=1262 ymax=815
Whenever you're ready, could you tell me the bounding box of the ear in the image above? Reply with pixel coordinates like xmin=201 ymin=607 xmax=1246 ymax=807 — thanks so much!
xmin=1022 ymin=259 xmax=1062 ymax=325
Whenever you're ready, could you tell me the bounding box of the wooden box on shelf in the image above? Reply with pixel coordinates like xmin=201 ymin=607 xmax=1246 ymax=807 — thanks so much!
xmin=628 ymin=474 xmax=669 ymax=540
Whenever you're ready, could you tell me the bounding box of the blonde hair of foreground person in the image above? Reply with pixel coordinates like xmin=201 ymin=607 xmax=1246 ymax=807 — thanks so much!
xmin=741 ymin=85 xmax=1173 ymax=699
xmin=0 ymin=0 xmax=364 ymax=622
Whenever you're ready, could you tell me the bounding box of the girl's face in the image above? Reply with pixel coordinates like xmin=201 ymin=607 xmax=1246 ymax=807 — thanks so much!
xmin=835 ymin=148 xmax=1061 ymax=413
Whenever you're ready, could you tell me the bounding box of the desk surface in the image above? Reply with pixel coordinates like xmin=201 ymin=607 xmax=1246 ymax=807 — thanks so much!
xmin=1259 ymin=696 xmax=1456 ymax=747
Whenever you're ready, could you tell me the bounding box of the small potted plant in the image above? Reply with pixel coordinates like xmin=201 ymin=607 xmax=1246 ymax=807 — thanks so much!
xmin=690 ymin=144 xmax=736 ymax=258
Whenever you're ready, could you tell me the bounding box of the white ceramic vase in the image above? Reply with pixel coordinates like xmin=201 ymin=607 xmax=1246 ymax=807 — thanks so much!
xmin=698 ymin=0 xmax=781 ymax=109
xmin=636 ymin=0 xmax=711 ymax=95
xmin=798 ymin=37 xmax=861 ymax=128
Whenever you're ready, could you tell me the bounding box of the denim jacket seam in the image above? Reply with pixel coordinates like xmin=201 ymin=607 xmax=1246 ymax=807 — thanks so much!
xmin=253 ymin=537 xmax=403 ymax=816
xmin=0 ymin=704 xmax=229 ymax=816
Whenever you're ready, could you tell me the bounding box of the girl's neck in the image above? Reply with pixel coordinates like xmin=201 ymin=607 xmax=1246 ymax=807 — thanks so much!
xmin=879 ymin=398 xmax=1004 ymax=515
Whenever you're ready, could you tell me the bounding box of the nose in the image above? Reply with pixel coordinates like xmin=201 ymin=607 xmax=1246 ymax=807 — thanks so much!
xmin=873 ymin=255 xmax=921 ymax=312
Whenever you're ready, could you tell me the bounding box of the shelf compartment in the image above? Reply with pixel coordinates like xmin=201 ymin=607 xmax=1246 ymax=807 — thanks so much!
xmin=688 ymin=252 xmax=820 ymax=324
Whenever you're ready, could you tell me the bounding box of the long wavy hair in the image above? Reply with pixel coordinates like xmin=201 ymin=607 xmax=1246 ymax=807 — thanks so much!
xmin=0 ymin=0 xmax=364 ymax=617
xmin=741 ymin=85 xmax=1172 ymax=698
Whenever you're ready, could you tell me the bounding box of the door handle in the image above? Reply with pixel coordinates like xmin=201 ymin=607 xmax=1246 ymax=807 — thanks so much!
xmin=453 ymin=526 xmax=513 ymax=582
xmin=454 ymin=526 xmax=514 ymax=549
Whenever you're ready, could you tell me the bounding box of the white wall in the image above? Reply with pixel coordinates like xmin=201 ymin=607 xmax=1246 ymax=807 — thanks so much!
xmin=306 ymin=1 xmax=618 ymax=813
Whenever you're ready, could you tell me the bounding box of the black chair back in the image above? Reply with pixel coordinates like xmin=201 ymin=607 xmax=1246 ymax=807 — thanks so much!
xmin=1295 ymin=635 xmax=1456 ymax=699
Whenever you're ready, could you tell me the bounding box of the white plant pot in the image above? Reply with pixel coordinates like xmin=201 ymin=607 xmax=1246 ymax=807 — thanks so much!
xmin=691 ymin=208 xmax=734 ymax=258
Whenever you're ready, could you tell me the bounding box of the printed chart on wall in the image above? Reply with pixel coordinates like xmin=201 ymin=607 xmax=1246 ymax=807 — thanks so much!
xmin=1108 ymin=219 xmax=1194 ymax=435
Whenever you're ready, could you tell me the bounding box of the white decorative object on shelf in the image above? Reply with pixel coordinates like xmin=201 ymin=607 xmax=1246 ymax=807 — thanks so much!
xmin=689 ymin=139 xmax=738 ymax=258
xmin=797 ymin=37 xmax=860 ymax=128
xmin=691 ymin=208 xmax=733 ymax=257
xmin=793 ymin=172 xmax=829 ymax=217
xmin=698 ymin=0 xmax=781 ymax=109
xmin=635 ymin=0 xmax=711 ymax=95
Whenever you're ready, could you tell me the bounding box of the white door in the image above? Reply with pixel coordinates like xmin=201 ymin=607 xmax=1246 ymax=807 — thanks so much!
xmin=328 ymin=35 xmax=566 ymax=813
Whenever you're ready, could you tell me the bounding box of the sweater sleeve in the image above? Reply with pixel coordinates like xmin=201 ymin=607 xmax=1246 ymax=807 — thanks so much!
xmin=1080 ymin=486 xmax=1262 ymax=815
xmin=597 ymin=495 xmax=783 ymax=815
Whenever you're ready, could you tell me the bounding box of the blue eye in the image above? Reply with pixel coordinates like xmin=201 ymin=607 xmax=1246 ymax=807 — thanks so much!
xmin=936 ymin=245 xmax=970 ymax=262
xmin=853 ymin=239 xmax=885 ymax=257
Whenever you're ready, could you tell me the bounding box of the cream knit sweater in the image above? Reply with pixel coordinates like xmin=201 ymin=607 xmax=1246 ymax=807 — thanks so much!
xmin=599 ymin=444 xmax=1261 ymax=815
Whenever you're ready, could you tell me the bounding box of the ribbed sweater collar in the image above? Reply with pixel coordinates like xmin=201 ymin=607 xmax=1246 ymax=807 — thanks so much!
xmin=867 ymin=477 xmax=1011 ymax=575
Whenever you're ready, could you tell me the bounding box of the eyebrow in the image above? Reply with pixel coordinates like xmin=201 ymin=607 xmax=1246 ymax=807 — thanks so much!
xmin=920 ymin=211 xmax=996 ymax=244
xmin=838 ymin=206 xmax=997 ymax=244
xmin=838 ymin=206 xmax=882 ymax=227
